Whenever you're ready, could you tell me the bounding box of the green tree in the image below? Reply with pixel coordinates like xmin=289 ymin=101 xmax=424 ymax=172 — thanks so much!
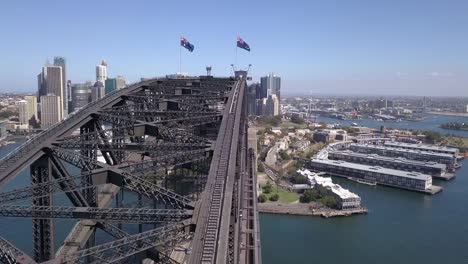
xmin=263 ymin=182 xmax=273 ymax=194
xmin=320 ymin=196 xmax=338 ymax=209
xmin=279 ymin=150 xmax=290 ymax=161
xmin=258 ymin=194 xmax=267 ymax=203
xmin=269 ymin=193 xmax=280 ymax=202
xmin=291 ymin=116 xmax=305 ymax=124
xmin=293 ymin=174 xmax=309 ymax=184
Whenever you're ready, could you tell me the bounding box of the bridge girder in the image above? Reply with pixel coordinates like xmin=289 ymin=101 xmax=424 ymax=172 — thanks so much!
xmin=0 ymin=75 xmax=260 ymax=264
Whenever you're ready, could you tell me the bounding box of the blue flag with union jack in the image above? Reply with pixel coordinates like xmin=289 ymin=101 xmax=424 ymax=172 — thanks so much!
xmin=180 ymin=36 xmax=194 ymax=52
xmin=237 ymin=36 xmax=250 ymax=52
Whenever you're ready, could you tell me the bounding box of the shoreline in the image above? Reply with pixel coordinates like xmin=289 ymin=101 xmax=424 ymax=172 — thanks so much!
xmin=258 ymin=202 xmax=367 ymax=218
xmin=427 ymin=111 xmax=468 ymax=117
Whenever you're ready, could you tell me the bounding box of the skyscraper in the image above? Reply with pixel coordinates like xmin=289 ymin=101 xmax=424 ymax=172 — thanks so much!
xmin=53 ymin=57 xmax=68 ymax=116
xmin=40 ymin=94 xmax=62 ymax=129
xmin=96 ymin=60 xmax=107 ymax=84
xmin=95 ymin=60 xmax=108 ymax=100
xmin=71 ymin=82 xmax=92 ymax=112
xmin=265 ymin=94 xmax=280 ymax=116
xmin=260 ymin=73 xmax=281 ymax=102
xmin=19 ymin=95 xmax=38 ymax=124
xmin=18 ymin=100 xmax=28 ymax=124
xmin=37 ymin=65 xmax=64 ymax=120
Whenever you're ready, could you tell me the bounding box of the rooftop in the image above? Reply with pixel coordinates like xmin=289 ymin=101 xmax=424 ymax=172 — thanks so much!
xmin=350 ymin=143 xmax=454 ymax=158
xmin=330 ymin=150 xmax=447 ymax=170
xmin=384 ymin=142 xmax=459 ymax=153
xmin=311 ymin=158 xmax=432 ymax=181
xmin=297 ymin=169 xmax=360 ymax=200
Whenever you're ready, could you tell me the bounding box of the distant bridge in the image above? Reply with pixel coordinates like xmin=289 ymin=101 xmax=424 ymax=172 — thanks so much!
xmin=0 ymin=72 xmax=261 ymax=264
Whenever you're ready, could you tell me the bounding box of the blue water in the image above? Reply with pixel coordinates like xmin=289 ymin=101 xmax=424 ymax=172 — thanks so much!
xmin=317 ymin=113 xmax=468 ymax=137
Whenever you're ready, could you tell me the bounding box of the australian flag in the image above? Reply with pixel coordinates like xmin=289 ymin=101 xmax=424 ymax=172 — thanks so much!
xmin=180 ymin=36 xmax=194 ymax=52
xmin=237 ymin=36 xmax=250 ymax=52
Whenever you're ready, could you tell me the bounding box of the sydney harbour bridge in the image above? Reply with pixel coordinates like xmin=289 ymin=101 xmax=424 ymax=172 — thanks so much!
xmin=0 ymin=72 xmax=261 ymax=263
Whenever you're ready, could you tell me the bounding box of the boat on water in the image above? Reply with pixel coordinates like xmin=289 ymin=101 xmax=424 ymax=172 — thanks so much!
xmin=347 ymin=177 xmax=377 ymax=186
xmin=351 ymin=122 xmax=358 ymax=126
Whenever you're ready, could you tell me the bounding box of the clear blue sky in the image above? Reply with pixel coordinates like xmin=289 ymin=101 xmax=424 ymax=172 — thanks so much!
xmin=1 ymin=0 xmax=467 ymax=96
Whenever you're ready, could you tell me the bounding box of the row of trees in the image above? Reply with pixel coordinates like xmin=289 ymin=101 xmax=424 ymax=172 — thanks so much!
xmin=258 ymin=193 xmax=279 ymax=203
xmin=258 ymin=182 xmax=280 ymax=203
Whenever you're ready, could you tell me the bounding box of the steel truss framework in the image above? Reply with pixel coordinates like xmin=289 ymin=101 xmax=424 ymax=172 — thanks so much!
xmin=0 ymin=74 xmax=261 ymax=264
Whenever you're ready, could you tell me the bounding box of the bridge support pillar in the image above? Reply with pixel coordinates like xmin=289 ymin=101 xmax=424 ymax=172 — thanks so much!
xmin=80 ymin=121 xmax=98 ymax=207
xmin=31 ymin=155 xmax=54 ymax=262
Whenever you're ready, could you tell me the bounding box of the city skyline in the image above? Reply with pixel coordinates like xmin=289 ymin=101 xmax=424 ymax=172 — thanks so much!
xmin=1 ymin=0 xmax=468 ymax=96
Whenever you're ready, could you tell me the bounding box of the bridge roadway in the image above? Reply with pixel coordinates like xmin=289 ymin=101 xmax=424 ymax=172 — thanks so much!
xmin=0 ymin=73 xmax=261 ymax=263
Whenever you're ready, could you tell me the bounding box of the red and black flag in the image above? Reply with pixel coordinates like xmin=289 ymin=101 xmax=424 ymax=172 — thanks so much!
xmin=237 ymin=36 xmax=250 ymax=52
xmin=180 ymin=36 xmax=194 ymax=52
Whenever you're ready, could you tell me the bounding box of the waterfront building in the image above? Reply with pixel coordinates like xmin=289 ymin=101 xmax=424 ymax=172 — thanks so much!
xmin=328 ymin=151 xmax=447 ymax=178
xmin=349 ymin=144 xmax=457 ymax=170
xmin=71 ymin=83 xmax=92 ymax=112
xmin=40 ymin=94 xmax=62 ymax=129
xmin=308 ymin=159 xmax=434 ymax=192
xmin=384 ymin=142 xmax=459 ymax=157
xmin=53 ymin=56 xmax=68 ymax=116
xmin=298 ymin=169 xmax=361 ymax=210
xmin=0 ymin=121 xmax=7 ymax=140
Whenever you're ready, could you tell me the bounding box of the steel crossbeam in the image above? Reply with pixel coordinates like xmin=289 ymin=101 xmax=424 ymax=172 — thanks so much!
xmin=0 ymin=236 xmax=36 ymax=264
xmin=62 ymin=224 xmax=187 ymax=263
xmin=0 ymin=205 xmax=192 ymax=223
xmin=0 ymin=175 xmax=94 ymax=205
xmin=0 ymin=75 xmax=260 ymax=264
xmin=53 ymin=141 xmax=210 ymax=153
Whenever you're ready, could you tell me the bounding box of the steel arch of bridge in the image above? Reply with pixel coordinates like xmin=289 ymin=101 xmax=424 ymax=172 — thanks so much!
xmin=0 ymin=74 xmax=261 ymax=264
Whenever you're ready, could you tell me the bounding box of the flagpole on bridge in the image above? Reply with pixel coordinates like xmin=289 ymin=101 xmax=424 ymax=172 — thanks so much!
xmin=235 ymin=42 xmax=238 ymax=71
xmin=179 ymin=41 xmax=182 ymax=75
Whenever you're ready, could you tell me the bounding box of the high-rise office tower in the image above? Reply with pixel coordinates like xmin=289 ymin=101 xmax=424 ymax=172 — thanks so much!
xmin=19 ymin=95 xmax=38 ymax=124
xmin=105 ymin=76 xmax=126 ymax=95
xmin=71 ymin=82 xmax=92 ymax=112
xmin=265 ymin=94 xmax=280 ymax=116
xmin=95 ymin=60 xmax=108 ymax=99
xmin=96 ymin=60 xmax=107 ymax=85
xmin=40 ymin=94 xmax=62 ymax=129
xmin=247 ymin=83 xmax=258 ymax=116
xmin=18 ymin=100 xmax=28 ymax=124
xmin=37 ymin=65 xmax=64 ymax=119
xmin=53 ymin=57 xmax=68 ymax=115
xmin=260 ymin=73 xmax=281 ymax=102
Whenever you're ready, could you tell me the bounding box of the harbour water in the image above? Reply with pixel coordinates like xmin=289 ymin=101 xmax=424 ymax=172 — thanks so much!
xmin=260 ymin=163 xmax=468 ymax=263
xmin=317 ymin=113 xmax=468 ymax=137
xmin=0 ymin=113 xmax=467 ymax=260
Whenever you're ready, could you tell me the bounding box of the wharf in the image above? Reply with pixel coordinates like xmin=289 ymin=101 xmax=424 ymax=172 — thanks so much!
xmin=258 ymin=202 xmax=367 ymax=218
xmin=436 ymin=173 xmax=456 ymax=181
xmin=424 ymin=185 xmax=443 ymax=195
